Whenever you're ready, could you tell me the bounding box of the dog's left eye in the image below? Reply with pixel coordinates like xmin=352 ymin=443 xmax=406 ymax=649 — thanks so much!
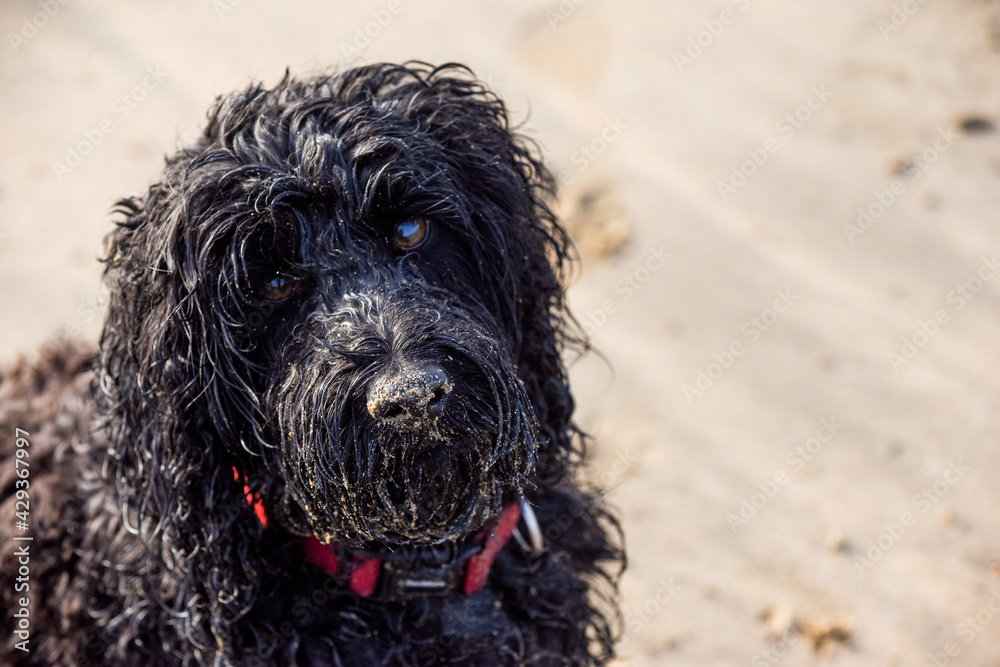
xmin=393 ymin=217 xmax=428 ymax=250
xmin=256 ymin=275 xmax=296 ymax=301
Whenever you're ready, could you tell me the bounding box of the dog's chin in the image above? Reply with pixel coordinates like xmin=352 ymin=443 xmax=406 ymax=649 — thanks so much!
xmin=296 ymin=488 xmax=500 ymax=549
xmin=288 ymin=436 xmax=516 ymax=548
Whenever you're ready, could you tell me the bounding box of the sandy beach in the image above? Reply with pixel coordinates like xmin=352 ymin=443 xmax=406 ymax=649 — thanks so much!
xmin=2 ymin=1 xmax=1000 ymax=664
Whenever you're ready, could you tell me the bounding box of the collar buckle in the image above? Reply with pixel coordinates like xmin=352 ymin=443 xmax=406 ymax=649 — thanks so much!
xmin=513 ymin=498 xmax=545 ymax=555
xmin=379 ymin=558 xmax=463 ymax=600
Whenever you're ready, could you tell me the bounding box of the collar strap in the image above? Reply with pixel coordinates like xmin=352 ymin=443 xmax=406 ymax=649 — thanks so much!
xmin=464 ymin=502 xmax=522 ymax=594
xmin=300 ymin=502 xmax=521 ymax=599
xmin=234 ymin=467 xmax=269 ymax=528
xmin=234 ymin=468 xmax=526 ymax=598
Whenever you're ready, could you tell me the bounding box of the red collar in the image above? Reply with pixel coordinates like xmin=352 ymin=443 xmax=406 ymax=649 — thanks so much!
xmin=234 ymin=468 xmax=523 ymax=598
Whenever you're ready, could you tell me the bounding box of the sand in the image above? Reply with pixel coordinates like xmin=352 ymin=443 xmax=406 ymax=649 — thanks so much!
xmin=2 ymin=0 xmax=1000 ymax=664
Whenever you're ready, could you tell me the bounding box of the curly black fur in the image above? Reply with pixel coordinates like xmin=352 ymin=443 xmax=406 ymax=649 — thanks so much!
xmin=0 ymin=62 xmax=623 ymax=666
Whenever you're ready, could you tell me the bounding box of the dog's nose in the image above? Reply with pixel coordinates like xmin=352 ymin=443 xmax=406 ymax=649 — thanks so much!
xmin=367 ymin=362 xmax=453 ymax=426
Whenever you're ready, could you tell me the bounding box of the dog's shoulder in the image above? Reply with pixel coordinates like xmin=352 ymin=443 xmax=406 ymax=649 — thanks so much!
xmin=0 ymin=340 xmax=95 ymax=460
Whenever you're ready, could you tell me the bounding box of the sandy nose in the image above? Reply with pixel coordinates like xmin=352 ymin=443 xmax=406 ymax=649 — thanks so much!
xmin=366 ymin=362 xmax=453 ymax=426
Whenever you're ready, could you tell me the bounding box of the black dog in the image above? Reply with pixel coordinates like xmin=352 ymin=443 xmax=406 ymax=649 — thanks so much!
xmin=0 ymin=62 xmax=623 ymax=666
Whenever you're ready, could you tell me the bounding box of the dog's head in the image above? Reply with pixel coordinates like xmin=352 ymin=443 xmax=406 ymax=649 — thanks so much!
xmin=98 ymin=63 xmax=580 ymax=549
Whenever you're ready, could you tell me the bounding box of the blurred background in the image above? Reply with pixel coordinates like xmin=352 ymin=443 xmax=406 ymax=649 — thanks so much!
xmin=2 ymin=1 xmax=999 ymax=664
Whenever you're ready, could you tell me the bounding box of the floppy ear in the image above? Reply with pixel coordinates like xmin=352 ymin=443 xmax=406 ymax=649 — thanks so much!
xmin=97 ymin=153 xmax=275 ymax=657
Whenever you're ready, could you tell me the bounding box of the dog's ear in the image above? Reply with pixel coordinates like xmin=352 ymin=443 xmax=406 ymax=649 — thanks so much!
xmin=98 ymin=178 xmax=271 ymax=655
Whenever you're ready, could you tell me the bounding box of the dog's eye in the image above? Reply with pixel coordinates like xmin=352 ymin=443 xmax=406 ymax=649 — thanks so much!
xmin=256 ymin=275 xmax=296 ymax=301
xmin=393 ymin=217 xmax=428 ymax=250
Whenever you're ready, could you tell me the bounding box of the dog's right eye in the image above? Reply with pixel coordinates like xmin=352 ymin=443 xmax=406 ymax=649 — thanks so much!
xmin=256 ymin=275 xmax=296 ymax=301
xmin=393 ymin=217 xmax=428 ymax=250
